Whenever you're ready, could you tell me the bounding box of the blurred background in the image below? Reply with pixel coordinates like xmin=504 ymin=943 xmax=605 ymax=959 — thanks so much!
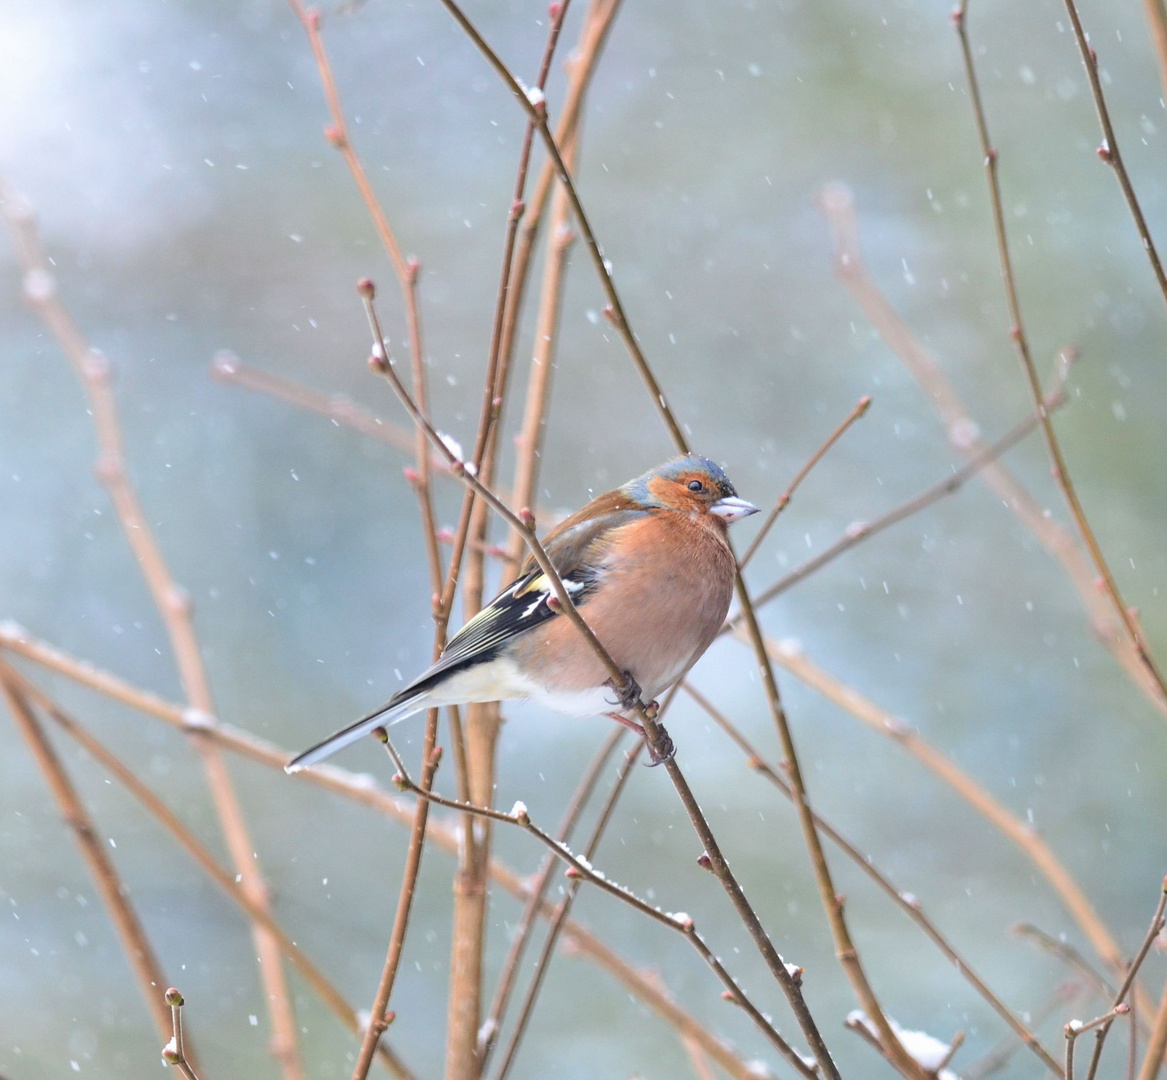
xmin=2 ymin=0 xmax=1166 ymax=1076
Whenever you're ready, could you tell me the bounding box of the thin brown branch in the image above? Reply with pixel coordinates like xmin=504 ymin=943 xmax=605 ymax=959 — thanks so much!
xmin=0 ymin=667 xmax=176 ymax=1056
xmin=1015 ymin=924 xmax=1118 ymax=1004
xmin=965 ymin=981 xmax=1086 ymax=1080
xmin=210 ymin=352 xmax=444 ymax=464
xmin=380 ymin=732 xmax=818 ymax=1080
xmin=433 ymin=0 xmax=688 ymax=453
xmin=161 ymin=989 xmax=202 ymax=1080
xmin=732 ymin=533 xmax=922 ymax=1077
xmin=479 ymin=728 xmax=626 ymax=1069
xmin=492 ymin=740 xmax=643 ymax=1080
xmin=740 ymin=395 xmax=871 ymax=569
xmin=758 ymin=633 xmax=1138 ymax=996
xmin=1059 ymin=0 xmax=1167 ymax=316
xmin=1 ymin=184 xmax=301 ymax=1079
xmin=1080 ymin=881 xmax=1167 ymax=1080
xmin=819 ymin=182 xmax=1167 ymax=720
xmin=743 ymin=392 xmax=1065 ymax=617
xmin=443 ymin=9 xmax=578 ymax=1068
xmin=1067 ymin=1005 xmax=1132 ymax=1080
xmin=953 ymin=4 xmax=1167 ymax=703
xmin=1138 ymin=984 xmax=1167 ymax=1080
xmin=349 ymin=728 xmax=441 ymax=1080
xmin=7 ymin=665 xmax=415 ymax=1080
xmin=502 ymin=0 xmax=622 ymax=558
xmin=1146 ymin=0 xmax=1167 ymax=100
xmin=0 ymin=624 xmax=775 ymax=1080
xmin=682 ymin=682 xmax=1063 ymax=1077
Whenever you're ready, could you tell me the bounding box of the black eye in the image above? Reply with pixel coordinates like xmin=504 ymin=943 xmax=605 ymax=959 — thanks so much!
xmin=688 ymin=479 xmax=704 ymax=492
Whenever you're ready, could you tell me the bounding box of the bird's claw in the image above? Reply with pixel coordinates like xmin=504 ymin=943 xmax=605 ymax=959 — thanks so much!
xmin=643 ymin=723 xmax=676 ymax=767
xmin=605 ymin=670 xmax=643 ymax=711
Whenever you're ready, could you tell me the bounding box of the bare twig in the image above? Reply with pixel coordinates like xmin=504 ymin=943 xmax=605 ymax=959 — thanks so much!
xmin=758 ymin=633 xmax=1138 ymax=998
xmin=1 ymin=184 xmax=301 ymax=1078
xmin=479 ymin=727 xmax=626 ymax=1069
xmin=1067 ymin=1005 xmax=1132 ymax=1080
xmin=379 ymin=731 xmax=818 ymax=1080
xmin=1139 ymin=988 xmax=1167 ymax=1080
xmin=492 ymin=740 xmax=644 ymax=1080
xmin=740 ymin=394 xmax=871 ymax=569
xmin=1059 ymin=0 xmax=1167 ymax=316
xmin=819 ymin=182 xmax=1167 ymax=720
xmin=211 ymin=352 xmax=443 ymax=463
xmin=1015 ymin=924 xmax=1118 ymax=1004
xmin=443 ymin=8 xmax=579 ymax=1068
xmin=0 ymin=667 xmax=176 ymax=1055
xmin=161 ymin=988 xmax=201 ymax=1080
xmin=965 ymin=981 xmax=1085 ymax=1080
xmin=1080 ymin=881 xmax=1167 ymax=1080
xmin=683 ymin=682 xmax=1063 ymax=1076
xmin=743 ymin=392 xmax=1065 ymax=616
xmin=1145 ymin=0 xmax=1167 ymax=101
xmin=0 ymin=626 xmax=777 ymax=1079
xmin=433 ymin=0 xmax=689 ymax=453
xmin=7 ymin=664 xmax=414 ymax=1080
xmin=953 ymin=3 xmax=1167 ymax=705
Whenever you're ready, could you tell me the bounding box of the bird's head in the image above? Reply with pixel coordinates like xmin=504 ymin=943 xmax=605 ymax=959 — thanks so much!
xmin=624 ymin=456 xmax=758 ymax=527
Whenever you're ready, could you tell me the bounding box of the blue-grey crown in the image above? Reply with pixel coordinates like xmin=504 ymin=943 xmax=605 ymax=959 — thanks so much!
xmin=623 ymin=455 xmax=738 ymax=505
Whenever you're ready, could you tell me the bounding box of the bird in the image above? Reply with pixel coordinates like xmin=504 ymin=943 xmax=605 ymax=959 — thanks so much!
xmin=285 ymin=455 xmax=758 ymax=772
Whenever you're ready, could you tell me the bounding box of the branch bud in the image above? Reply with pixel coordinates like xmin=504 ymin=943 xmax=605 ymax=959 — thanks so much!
xmin=164 ymin=987 xmax=184 ymax=1007
xmin=356 ymin=278 xmax=376 ymax=300
xmin=324 ymin=125 xmax=346 ymax=149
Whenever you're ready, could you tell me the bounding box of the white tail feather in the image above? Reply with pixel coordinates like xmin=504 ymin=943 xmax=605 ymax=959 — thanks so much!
xmin=284 ymin=691 xmax=432 ymax=773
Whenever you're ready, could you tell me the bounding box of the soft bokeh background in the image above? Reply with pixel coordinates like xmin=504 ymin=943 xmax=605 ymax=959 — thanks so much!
xmin=2 ymin=0 xmax=1166 ymax=1076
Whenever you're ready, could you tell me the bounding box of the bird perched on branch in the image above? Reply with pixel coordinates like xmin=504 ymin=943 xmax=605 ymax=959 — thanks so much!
xmin=286 ymin=455 xmax=757 ymax=772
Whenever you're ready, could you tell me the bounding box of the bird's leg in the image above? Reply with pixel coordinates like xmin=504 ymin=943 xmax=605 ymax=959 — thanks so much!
xmin=603 ymin=706 xmax=675 ymax=767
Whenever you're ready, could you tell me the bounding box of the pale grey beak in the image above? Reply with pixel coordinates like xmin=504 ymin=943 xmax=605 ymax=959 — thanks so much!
xmin=709 ymin=495 xmax=759 ymax=523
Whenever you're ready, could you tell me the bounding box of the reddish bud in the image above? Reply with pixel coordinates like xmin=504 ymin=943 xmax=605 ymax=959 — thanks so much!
xmin=428 ymin=746 xmax=443 ymax=767
xmin=548 ymin=1 xmax=562 ymax=18
xmin=565 ymin=865 xmax=582 ymax=879
xmin=546 ymin=595 xmax=561 ymax=611
xmin=165 ymin=987 xmax=184 ymax=1007
xmin=696 ymin=853 xmax=713 ymax=871
xmin=720 ymin=989 xmax=736 ymax=1003
xmin=949 ymin=6 xmax=964 ymax=29
xmin=1009 ymin=325 xmax=1022 ymax=342
xmin=306 ymin=9 xmax=321 ymax=31
xmin=324 ymin=125 xmax=345 ymax=148
xmin=1097 ymin=142 xmax=1112 ymax=162
xmin=406 ymin=257 xmax=421 ymax=284
xmin=510 ymin=199 xmax=526 ymax=221
xmin=519 ymin=506 xmax=536 ymax=528
xmin=402 ymin=466 xmax=420 ymax=485
xmin=368 ymin=352 xmax=389 ymax=374
xmin=985 ymin=147 xmax=998 ymax=164
xmin=373 ymin=726 xmax=389 ymax=744
xmin=356 ymin=277 xmax=375 ymax=299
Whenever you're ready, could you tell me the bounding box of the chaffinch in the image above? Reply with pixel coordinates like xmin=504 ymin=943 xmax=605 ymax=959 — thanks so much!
xmin=286 ymin=455 xmax=757 ymax=772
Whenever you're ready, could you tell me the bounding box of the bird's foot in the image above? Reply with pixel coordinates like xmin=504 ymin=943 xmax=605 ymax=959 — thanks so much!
xmin=643 ymin=722 xmax=676 ymax=767
xmin=605 ymin=670 xmax=643 ymax=711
